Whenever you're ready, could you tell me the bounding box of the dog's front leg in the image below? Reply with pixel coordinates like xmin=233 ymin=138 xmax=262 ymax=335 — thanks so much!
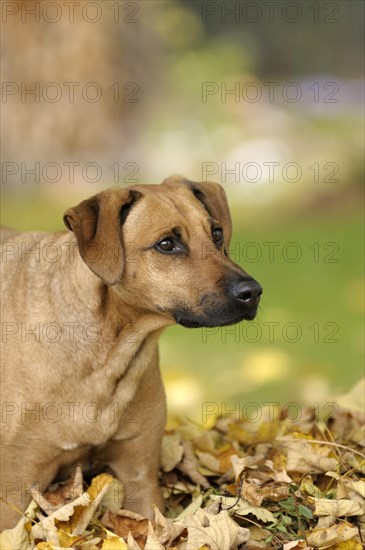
xmin=0 ymin=448 xmax=58 ymax=530
xmin=94 ymin=361 xmax=166 ymax=520
xmin=97 ymin=429 xmax=164 ymax=519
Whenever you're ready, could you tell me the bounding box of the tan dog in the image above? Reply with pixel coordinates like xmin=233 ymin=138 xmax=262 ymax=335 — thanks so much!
xmin=0 ymin=176 xmax=262 ymax=529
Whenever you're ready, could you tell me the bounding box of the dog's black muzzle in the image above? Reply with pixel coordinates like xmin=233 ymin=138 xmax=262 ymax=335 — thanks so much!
xmin=174 ymin=275 xmax=263 ymax=328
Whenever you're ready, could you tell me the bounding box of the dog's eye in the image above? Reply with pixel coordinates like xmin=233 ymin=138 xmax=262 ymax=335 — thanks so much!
xmin=212 ymin=227 xmax=223 ymax=243
xmin=156 ymin=238 xmax=176 ymax=252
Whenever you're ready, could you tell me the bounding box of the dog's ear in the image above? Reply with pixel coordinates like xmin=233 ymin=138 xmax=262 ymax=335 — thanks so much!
xmin=186 ymin=181 xmax=232 ymax=247
xmin=63 ymin=188 xmax=141 ymax=285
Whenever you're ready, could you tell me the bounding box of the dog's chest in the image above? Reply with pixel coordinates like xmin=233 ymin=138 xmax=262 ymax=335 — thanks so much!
xmin=61 ymin=394 xmax=140 ymax=449
xmin=56 ymin=338 xmax=155 ymax=450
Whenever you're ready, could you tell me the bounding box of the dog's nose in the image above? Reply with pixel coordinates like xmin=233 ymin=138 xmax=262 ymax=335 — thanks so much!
xmin=232 ymin=279 xmax=263 ymax=307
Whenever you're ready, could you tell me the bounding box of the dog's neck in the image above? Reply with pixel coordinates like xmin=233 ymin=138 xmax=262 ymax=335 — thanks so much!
xmin=49 ymin=233 xmax=169 ymax=385
xmin=58 ymin=232 xmax=170 ymax=331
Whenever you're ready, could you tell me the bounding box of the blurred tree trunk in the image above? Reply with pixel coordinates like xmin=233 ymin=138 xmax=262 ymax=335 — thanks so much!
xmin=1 ymin=0 xmax=163 ymax=168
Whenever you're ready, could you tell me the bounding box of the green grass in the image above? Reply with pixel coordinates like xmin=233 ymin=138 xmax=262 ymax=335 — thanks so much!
xmin=159 ymin=209 xmax=364 ymax=412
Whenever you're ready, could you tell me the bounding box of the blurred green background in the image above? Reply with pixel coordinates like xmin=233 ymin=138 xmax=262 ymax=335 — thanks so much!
xmin=1 ymin=0 xmax=364 ymax=420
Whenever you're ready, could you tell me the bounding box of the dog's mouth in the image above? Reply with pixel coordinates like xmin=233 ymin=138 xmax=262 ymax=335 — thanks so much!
xmin=175 ymin=304 xmax=259 ymax=329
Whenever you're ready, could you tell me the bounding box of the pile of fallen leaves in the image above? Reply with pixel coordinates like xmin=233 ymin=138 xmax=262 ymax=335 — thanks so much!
xmin=1 ymin=381 xmax=364 ymax=550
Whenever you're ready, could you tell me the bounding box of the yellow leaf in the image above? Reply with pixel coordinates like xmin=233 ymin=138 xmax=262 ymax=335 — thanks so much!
xmin=31 ymin=474 xmax=114 ymax=542
xmin=101 ymin=535 xmax=128 ymax=549
xmin=229 ymin=421 xmax=279 ymax=445
xmin=87 ymin=474 xmax=114 ymax=501
xmin=58 ymin=529 xmax=82 ymax=547
xmin=307 ymin=522 xmax=359 ymax=548
xmin=333 ymin=540 xmax=363 ymax=549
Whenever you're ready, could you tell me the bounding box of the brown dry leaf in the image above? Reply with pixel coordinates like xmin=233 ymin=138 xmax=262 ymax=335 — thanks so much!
xmin=31 ymin=473 xmax=113 ymax=543
xmin=247 ymin=524 xmax=269 ymax=542
xmin=205 ymin=498 xmax=221 ymax=515
xmin=153 ymin=505 xmax=185 ymax=546
xmin=343 ymin=479 xmax=365 ymax=498
xmin=44 ymin=465 xmax=84 ymax=510
xmin=32 ymin=488 xmax=60 ymax=516
xmin=307 ymin=522 xmax=360 ymax=548
xmin=101 ymin=509 xmax=148 ymax=548
xmin=317 ymin=515 xmax=336 ymax=529
xmin=234 ymin=502 xmax=277 ymax=524
xmin=230 ymin=454 xmax=247 ymax=480
xmin=281 ymin=438 xmax=338 ymax=473
xmin=177 ymin=441 xmax=210 ymax=488
xmin=314 ymin=498 xmax=364 ymax=517
xmin=269 ymin=468 xmax=293 ymax=483
xmin=3 ymin=388 xmax=364 ymax=549
xmin=210 ymin=495 xmax=277 ymax=524
xmin=127 ymin=532 xmax=143 ymax=549
xmin=217 ymin=445 xmax=239 ymax=473
xmin=230 ymin=454 xmax=266 ymax=483
xmin=177 ymin=508 xmax=249 ymax=550
xmin=144 ymin=521 xmax=165 ymax=550
xmin=222 ymin=482 xmax=239 ymax=497
xmin=265 ymin=455 xmax=293 ymax=483
xmin=240 ymin=480 xmax=264 ymax=507
xmin=196 ymin=451 xmax=221 ymax=473
xmin=260 ymin=482 xmax=291 ymax=502
xmin=193 ymin=430 xmax=217 ymax=453
xmin=161 ymin=434 xmax=184 ymax=472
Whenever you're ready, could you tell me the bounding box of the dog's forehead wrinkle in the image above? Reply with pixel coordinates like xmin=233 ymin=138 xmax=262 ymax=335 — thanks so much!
xmin=157 ymin=190 xmax=199 ymax=220
xmin=171 ymin=227 xmax=182 ymax=237
xmin=125 ymin=191 xmax=213 ymax=244
xmin=162 ymin=193 xmax=216 ymax=238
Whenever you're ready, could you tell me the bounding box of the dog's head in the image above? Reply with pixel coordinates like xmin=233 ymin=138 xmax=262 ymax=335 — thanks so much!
xmin=64 ymin=176 xmax=262 ymax=328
